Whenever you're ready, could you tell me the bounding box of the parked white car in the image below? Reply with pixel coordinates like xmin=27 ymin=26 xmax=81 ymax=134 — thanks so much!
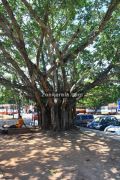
xmin=104 ymin=125 xmax=120 ymax=135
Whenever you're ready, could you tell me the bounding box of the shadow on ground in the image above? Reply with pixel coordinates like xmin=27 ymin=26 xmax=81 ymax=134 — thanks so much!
xmin=0 ymin=129 xmax=120 ymax=180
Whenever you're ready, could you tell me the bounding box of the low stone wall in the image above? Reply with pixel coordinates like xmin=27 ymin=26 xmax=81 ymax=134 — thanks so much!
xmin=8 ymin=128 xmax=32 ymax=134
xmin=0 ymin=127 xmax=34 ymax=135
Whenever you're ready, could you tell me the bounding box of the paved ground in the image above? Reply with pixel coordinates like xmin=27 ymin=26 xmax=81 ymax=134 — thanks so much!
xmin=79 ymin=127 xmax=120 ymax=141
xmin=0 ymin=129 xmax=120 ymax=180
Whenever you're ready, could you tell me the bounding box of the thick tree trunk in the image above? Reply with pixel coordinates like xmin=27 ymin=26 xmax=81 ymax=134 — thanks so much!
xmin=40 ymin=105 xmax=51 ymax=129
xmin=38 ymin=98 xmax=76 ymax=131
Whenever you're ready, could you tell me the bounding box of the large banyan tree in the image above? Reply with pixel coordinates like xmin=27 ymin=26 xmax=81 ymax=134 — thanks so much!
xmin=0 ymin=0 xmax=120 ymax=130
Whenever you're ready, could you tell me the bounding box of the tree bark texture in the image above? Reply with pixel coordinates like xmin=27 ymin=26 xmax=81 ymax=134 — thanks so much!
xmin=38 ymin=98 xmax=76 ymax=130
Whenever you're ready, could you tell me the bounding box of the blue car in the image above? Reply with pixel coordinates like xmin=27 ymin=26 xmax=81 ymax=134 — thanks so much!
xmin=74 ymin=114 xmax=94 ymax=127
xmin=87 ymin=116 xmax=119 ymax=131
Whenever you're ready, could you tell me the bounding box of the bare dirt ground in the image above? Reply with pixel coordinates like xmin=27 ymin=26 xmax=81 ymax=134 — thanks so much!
xmin=0 ymin=129 xmax=120 ymax=180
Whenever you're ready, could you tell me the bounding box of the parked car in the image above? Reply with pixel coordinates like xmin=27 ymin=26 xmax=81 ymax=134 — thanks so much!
xmin=87 ymin=115 xmax=119 ymax=131
xmin=104 ymin=124 xmax=120 ymax=135
xmin=74 ymin=114 xmax=94 ymax=127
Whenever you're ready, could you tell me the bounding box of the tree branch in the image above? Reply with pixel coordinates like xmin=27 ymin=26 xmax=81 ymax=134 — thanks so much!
xmin=2 ymin=0 xmax=24 ymax=42
xmin=21 ymin=0 xmax=47 ymax=30
xmin=0 ymin=41 xmax=31 ymax=86
xmin=0 ymin=76 xmax=31 ymax=92
xmin=21 ymin=0 xmax=63 ymax=64
xmin=0 ymin=12 xmax=53 ymax=101
xmin=36 ymin=10 xmax=49 ymax=68
xmin=76 ymin=64 xmax=114 ymax=100
xmin=36 ymin=32 xmax=44 ymax=68
xmin=63 ymin=28 xmax=80 ymax=55
xmin=63 ymin=0 xmax=120 ymax=63
xmin=0 ymin=12 xmax=33 ymax=72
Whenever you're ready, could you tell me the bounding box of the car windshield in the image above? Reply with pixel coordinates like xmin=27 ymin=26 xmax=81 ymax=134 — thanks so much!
xmin=94 ymin=117 xmax=101 ymax=122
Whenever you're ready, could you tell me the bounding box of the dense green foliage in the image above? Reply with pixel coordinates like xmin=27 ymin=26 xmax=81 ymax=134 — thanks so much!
xmin=0 ymin=0 xmax=120 ymax=103
xmin=78 ymin=83 xmax=120 ymax=108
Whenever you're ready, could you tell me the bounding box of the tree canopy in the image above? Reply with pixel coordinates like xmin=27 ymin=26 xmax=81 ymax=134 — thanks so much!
xmin=78 ymin=83 xmax=120 ymax=109
xmin=0 ymin=0 xmax=120 ymax=130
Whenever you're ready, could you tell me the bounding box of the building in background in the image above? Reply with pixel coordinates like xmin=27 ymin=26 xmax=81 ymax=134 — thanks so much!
xmin=0 ymin=104 xmax=18 ymax=115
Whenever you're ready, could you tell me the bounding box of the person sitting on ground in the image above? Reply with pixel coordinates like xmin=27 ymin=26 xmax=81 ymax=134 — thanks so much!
xmin=16 ymin=115 xmax=25 ymax=128
xmin=2 ymin=115 xmax=25 ymax=129
xmin=10 ymin=115 xmax=25 ymax=128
